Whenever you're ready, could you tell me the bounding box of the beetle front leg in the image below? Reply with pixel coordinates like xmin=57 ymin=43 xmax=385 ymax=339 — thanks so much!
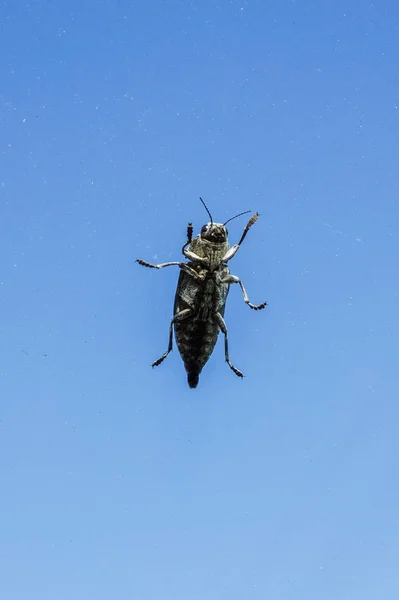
xmin=214 ymin=313 xmax=244 ymax=379
xmin=182 ymin=248 xmax=209 ymax=265
xmin=221 ymin=274 xmax=267 ymax=310
xmin=222 ymin=212 xmax=259 ymax=263
xmin=181 ymin=222 xmax=193 ymax=254
xmin=152 ymin=308 xmax=192 ymax=368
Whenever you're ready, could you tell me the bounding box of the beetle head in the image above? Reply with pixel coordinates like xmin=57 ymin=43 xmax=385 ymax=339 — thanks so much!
xmin=200 ymin=222 xmax=228 ymax=244
xmin=198 ymin=197 xmax=251 ymax=244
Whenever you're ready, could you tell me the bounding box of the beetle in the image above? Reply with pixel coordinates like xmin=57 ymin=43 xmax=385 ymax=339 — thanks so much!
xmin=136 ymin=197 xmax=267 ymax=388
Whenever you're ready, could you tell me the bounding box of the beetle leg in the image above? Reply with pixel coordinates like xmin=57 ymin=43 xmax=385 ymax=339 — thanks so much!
xmin=136 ymin=259 xmax=182 ymax=269
xmin=214 ymin=313 xmax=244 ymax=379
xmin=222 ymin=213 xmax=259 ymax=263
xmin=152 ymin=308 xmax=192 ymax=367
xmin=182 ymin=248 xmax=209 ymax=265
xmin=136 ymin=259 xmax=201 ymax=280
xmin=181 ymin=222 xmax=193 ymax=254
xmin=220 ymin=274 xmax=267 ymax=310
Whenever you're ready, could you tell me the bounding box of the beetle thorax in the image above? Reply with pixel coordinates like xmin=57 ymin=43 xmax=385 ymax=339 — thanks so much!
xmin=189 ymin=223 xmax=229 ymax=266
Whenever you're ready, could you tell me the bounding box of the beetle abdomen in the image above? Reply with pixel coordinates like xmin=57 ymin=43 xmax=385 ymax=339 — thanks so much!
xmin=175 ymin=318 xmax=220 ymax=389
xmin=187 ymin=371 xmax=199 ymax=389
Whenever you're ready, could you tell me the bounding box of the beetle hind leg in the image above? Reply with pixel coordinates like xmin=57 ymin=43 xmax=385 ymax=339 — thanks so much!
xmin=151 ymin=320 xmax=174 ymax=368
xmin=215 ymin=313 xmax=244 ymax=380
xmin=228 ymin=361 xmax=244 ymax=379
xmin=152 ymin=308 xmax=192 ymax=368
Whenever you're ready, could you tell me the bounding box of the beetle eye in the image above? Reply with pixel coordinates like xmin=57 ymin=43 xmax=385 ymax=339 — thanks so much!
xmin=201 ymin=225 xmax=207 ymax=234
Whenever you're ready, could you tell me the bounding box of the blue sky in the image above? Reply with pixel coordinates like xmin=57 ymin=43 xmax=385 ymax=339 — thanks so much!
xmin=1 ymin=0 xmax=399 ymax=598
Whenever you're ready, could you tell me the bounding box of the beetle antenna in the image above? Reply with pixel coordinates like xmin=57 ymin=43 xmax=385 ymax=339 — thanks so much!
xmin=199 ymin=197 xmax=213 ymax=223
xmin=223 ymin=210 xmax=252 ymax=226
